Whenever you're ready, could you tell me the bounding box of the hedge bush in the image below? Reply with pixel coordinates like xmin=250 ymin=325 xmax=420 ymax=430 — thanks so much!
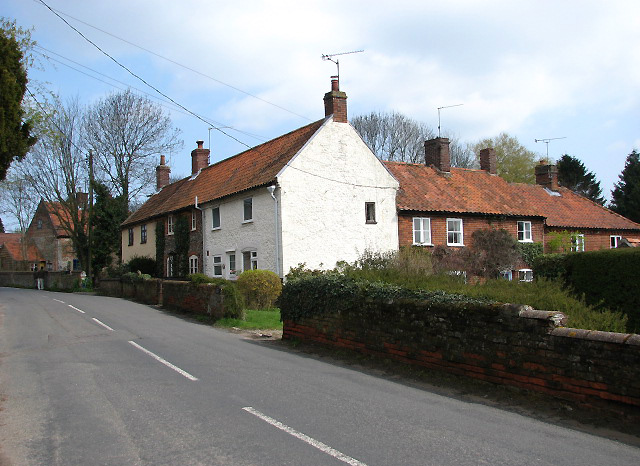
xmin=532 ymin=254 xmax=567 ymax=280
xmin=127 ymin=256 xmax=157 ymax=276
xmin=236 ymin=269 xmax=282 ymax=309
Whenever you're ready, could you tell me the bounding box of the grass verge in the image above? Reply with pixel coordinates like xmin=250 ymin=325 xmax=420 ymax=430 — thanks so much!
xmin=215 ymin=308 xmax=282 ymax=330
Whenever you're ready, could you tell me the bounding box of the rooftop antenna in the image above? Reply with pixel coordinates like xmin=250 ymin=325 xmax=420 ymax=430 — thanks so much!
xmin=437 ymin=103 xmax=463 ymax=137
xmin=321 ymin=50 xmax=364 ymax=78
xmin=534 ymin=136 xmax=567 ymax=159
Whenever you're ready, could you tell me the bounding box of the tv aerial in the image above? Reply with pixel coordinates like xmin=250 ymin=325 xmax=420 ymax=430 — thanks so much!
xmin=321 ymin=50 xmax=364 ymax=78
xmin=437 ymin=103 xmax=463 ymax=137
xmin=535 ymin=136 xmax=567 ymax=158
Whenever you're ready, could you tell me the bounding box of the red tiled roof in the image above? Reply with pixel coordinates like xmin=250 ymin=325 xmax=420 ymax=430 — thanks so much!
xmin=123 ymin=118 xmax=326 ymax=226
xmin=384 ymin=162 xmax=640 ymax=231
xmin=0 ymin=233 xmax=41 ymax=261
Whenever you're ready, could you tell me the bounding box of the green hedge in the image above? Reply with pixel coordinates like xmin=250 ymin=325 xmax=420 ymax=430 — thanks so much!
xmin=279 ymin=273 xmax=491 ymax=322
xmin=564 ymin=248 xmax=640 ymax=332
xmin=533 ymin=248 xmax=640 ymax=333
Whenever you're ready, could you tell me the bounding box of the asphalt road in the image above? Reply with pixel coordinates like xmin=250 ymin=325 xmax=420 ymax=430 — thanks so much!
xmin=1 ymin=287 xmax=639 ymax=466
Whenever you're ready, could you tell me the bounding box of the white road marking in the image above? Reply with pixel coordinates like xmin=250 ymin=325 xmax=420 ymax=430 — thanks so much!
xmin=53 ymin=299 xmax=65 ymax=304
xmin=127 ymin=341 xmax=198 ymax=381
xmin=68 ymin=304 xmax=85 ymax=314
xmin=92 ymin=318 xmax=114 ymax=331
xmin=242 ymin=407 xmax=368 ymax=466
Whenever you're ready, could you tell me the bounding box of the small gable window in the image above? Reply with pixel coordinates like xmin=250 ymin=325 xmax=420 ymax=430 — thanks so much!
xmin=128 ymin=228 xmax=134 ymax=246
xmin=243 ymin=198 xmax=253 ymax=222
xmin=517 ymin=221 xmax=532 ymax=242
xmin=191 ymin=211 xmax=197 ymax=231
xmin=211 ymin=207 xmax=221 ymax=229
xmin=141 ymin=224 xmax=147 ymax=244
xmin=365 ymin=202 xmax=376 ymax=224
xmin=37 ymin=219 xmax=43 ymax=229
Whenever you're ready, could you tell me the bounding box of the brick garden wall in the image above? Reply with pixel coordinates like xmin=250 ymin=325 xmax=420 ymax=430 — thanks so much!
xmin=283 ymin=301 xmax=640 ymax=413
xmin=98 ymin=278 xmax=225 ymax=319
xmin=0 ymin=271 xmax=83 ymax=290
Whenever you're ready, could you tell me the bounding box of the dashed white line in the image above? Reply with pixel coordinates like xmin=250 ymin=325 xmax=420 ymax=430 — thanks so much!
xmin=128 ymin=341 xmax=198 ymax=381
xmin=242 ymin=407 xmax=367 ymax=466
xmin=68 ymin=304 xmax=85 ymax=314
xmin=92 ymin=318 xmax=114 ymax=331
xmin=53 ymin=299 xmax=65 ymax=304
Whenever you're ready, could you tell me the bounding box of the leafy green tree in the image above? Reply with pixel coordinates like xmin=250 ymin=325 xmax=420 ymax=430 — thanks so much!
xmin=611 ymin=150 xmax=640 ymax=223
xmin=471 ymin=133 xmax=539 ymax=183
xmin=91 ymin=181 xmax=128 ymax=275
xmin=557 ymin=154 xmax=605 ymax=204
xmin=0 ymin=19 xmax=37 ymax=180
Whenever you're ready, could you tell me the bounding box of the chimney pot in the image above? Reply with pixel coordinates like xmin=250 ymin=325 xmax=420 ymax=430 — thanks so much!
xmin=324 ymin=77 xmax=348 ymax=123
xmin=424 ymin=138 xmax=451 ymax=173
xmin=156 ymin=155 xmax=171 ymax=190
xmin=191 ymin=141 xmax=210 ymax=175
xmin=535 ymin=163 xmax=559 ymax=191
xmin=479 ymin=148 xmax=497 ymax=175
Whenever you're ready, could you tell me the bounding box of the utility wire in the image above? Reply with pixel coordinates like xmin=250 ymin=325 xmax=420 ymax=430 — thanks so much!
xmin=33 ymin=46 xmax=268 ymax=143
xmin=31 ymin=0 xmax=312 ymax=122
xmin=37 ymin=0 xmax=252 ymax=150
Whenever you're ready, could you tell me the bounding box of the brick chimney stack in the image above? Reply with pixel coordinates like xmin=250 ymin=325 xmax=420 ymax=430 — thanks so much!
xmin=425 ymin=137 xmax=451 ymax=173
xmin=323 ymin=76 xmax=348 ymax=123
xmin=156 ymin=155 xmax=171 ymax=190
xmin=191 ymin=140 xmax=210 ymax=175
xmin=479 ymin=148 xmax=497 ymax=175
xmin=535 ymin=162 xmax=559 ymax=191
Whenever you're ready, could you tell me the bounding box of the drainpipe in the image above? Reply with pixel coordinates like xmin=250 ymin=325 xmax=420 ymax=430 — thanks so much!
xmin=194 ymin=196 xmax=206 ymax=275
xmin=266 ymin=185 xmax=280 ymax=277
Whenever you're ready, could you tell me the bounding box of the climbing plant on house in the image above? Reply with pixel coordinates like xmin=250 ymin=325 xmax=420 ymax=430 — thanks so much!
xmin=155 ymin=220 xmax=165 ymax=277
xmin=174 ymin=215 xmax=190 ymax=277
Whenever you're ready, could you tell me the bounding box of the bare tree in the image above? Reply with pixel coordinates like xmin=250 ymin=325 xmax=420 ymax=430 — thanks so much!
xmin=83 ymin=89 xmax=183 ymax=206
xmin=0 ymin=170 xmax=39 ymax=258
xmin=351 ymin=111 xmax=475 ymax=168
xmin=17 ymin=97 xmax=90 ymax=271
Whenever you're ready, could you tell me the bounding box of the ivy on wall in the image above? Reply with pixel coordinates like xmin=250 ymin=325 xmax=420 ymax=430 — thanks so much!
xmin=155 ymin=220 xmax=165 ymax=277
xmin=174 ymin=215 xmax=190 ymax=277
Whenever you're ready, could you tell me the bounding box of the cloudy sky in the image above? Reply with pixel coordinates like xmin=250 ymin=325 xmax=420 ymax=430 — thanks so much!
xmin=5 ymin=0 xmax=640 ymax=205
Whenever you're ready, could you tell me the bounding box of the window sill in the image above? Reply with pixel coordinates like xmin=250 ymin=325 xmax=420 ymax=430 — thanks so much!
xmin=211 ymin=227 xmax=221 ymax=231
xmin=366 ymin=221 xmax=377 ymax=225
xmin=447 ymin=243 xmax=465 ymax=247
xmin=518 ymin=239 xmax=533 ymax=243
xmin=413 ymin=243 xmax=434 ymax=247
xmin=242 ymin=219 xmax=253 ymax=224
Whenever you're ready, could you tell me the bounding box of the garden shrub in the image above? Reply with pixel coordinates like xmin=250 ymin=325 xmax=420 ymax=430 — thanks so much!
xmin=188 ymin=273 xmax=227 ymax=286
xmin=121 ymin=271 xmax=152 ymax=283
xmin=236 ymin=269 xmax=282 ymax=309
xmin=221 ymin=283 xmax=245 ymax=319
xmin=517 ymin=242 xmax=544 ymax=266
xmin=532 ymin=253 xmax=567 ymax=280
xmin=127 ymin=256 xmax=157 ymax=276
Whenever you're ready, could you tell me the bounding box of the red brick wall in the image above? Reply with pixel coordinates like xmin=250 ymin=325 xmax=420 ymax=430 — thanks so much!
xmin=399 ymin=212 xmax=544 ymax=249
xmin=544 ymin=227 xmax=632 ymax=253
xmin=283 ymin=302 xmax=640 ymax=414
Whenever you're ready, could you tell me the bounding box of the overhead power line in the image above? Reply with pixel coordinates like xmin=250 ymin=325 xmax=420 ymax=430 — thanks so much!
xmin=37 ymin=0 xmax=252 ymax=150
xmin=32 ymin=0 xmax=312 ymax=122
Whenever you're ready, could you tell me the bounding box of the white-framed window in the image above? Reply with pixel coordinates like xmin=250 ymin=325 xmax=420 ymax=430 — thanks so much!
xmin=517 ymin=221 xmax=532 ymax=242
xmin=128 ymin=227 xmax=134 ymax=246
xmin=228 ymin=253 xmax=236 ymax=276
xmin=413 ymin=217 xmax=432 ymax=245
xmin=365 ymin=202 xmax=376 ymax=224
xmin=610 ymin=235 xmax=622 ymax=248
xmin=243 ymin=198 xmax=253 ymax=222
xmin=243 ymin=251 xmax=258 ymax=271
xmin=189 ymin=255 xmax=198 ymax=275
xmin=518 ymin=269 xmax=533 ymax=282
xmin=500 ymin=270 xmax=513 ymax=281
xmin=167 ymin=255 xmax=174 ymax=277
xmin=212 ymin=255 xmax=223 ymax=277
xmin=167 ymin=215 xmax=174 ymax=235
xmin=447 ymin=218 xmax=464 ymax=246
xmin=211 ymin=206 xmax=221 ymax=230
xmin=571 ymin=233 xmax=585 ymax=252
xmin=191 ymin=211 xmax=197 ymax=231
xmin=141 ymin=224 xmax=147 ymax=244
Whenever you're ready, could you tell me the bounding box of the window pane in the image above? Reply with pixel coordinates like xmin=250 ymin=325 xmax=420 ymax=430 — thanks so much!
xmin=244 ymin=198 xmax=252 ymax=221
xmin=365 ymin=202 xmax=376 ymax=223
xmin=212 ymin=207 xmax=220 ymax=229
